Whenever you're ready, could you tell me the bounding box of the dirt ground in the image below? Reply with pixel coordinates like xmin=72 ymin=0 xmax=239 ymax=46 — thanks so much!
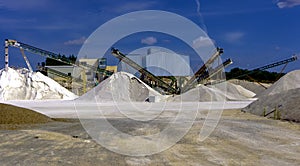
xmin=0 ymin=108 xmax=300 ymax=166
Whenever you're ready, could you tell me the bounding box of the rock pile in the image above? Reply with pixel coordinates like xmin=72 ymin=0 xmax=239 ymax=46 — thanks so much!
xmin=0 ymin=68 xmax=77 ymax=100
xmin=243 ymin=70 xmax=300 ymax=122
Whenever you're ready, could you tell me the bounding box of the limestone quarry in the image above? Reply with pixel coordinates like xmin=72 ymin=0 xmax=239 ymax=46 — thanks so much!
xmin=1 ymin=65 xmax=300 ymax=165
xmin=2 ymin=1 xmax=300 ymax=164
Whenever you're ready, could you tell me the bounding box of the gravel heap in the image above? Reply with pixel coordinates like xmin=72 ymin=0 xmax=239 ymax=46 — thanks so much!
xmin=243 ymin=70 xmax=300 ymax=122
xmin=228 ymin=79 xmax=271 ymax=96
xmin=170 ymin=82 xmax=256 ymax=102
xmin=78 ymin=72 xmax=163 ymax=102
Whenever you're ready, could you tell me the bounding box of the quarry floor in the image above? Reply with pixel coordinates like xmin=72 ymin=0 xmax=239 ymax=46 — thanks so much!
xmin=0 ymin=101 xmax=299 ymax=166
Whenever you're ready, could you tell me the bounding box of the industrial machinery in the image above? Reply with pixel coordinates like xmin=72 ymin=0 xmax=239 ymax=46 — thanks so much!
xmin=209 ymin=56 xmax=298 ymax=87
xmin=181 ymin=48 xmax=231 ymax=93
xmin=197 ymin=58 xmax=233 ymax=83
xmin=5 ymin=39 xmax=234 ymax=95
xmin=4 ymin=39 xmax=113 ymax=94
xmin=111 ymin=48 xmax=180 ymax=94
xmin=233 ymin=56 xmax=298 ymax=80
xmin=111 ymin=47 xmax=232 ymax=94
xmin=254 ymin=56 xmax=297 ymax=71
xmin=5 ymin=39 xmax=112 ymax=73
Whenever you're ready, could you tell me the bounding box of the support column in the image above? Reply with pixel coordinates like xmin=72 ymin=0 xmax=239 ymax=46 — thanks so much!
xmin=5 ymin=39 xmax=9 ymax=71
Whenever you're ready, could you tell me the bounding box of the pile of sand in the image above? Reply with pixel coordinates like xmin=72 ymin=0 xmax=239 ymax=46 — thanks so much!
xmin=78 ymin=72 xmax=163 ymax=102
xmin=229 ymin=79 xmax=271 ymax=95
xmin=0 ymin=67 xmax=77 ymax=100
xmin=243 ymin=70 xmax=300 ymax=122
xmin=0 ymin=103 xmax=52 ymax=124
xmin=170 ymin=82 xmax=256 ymax=102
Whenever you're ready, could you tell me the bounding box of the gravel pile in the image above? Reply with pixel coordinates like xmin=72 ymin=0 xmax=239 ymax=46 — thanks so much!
xmin=79 ymin=72 xmax=256 ymax=103
xmin=243 ymin=70 xmax=300 ymax=122
xmin=229 ymin=79 xmax=271 ymax=95
xmin=171 ymin=84 xmax=226 ymax=102
xmin=258 ymin=70 xmax=300 ymax=96
xmin=78 ymin=72 xmax=163 ymax=102
xmin=170 ymin=82 xmax=256 ymax=102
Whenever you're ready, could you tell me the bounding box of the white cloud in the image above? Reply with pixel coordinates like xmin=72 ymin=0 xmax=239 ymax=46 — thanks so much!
xmin=224 ymin=32 xmax=245 ymax=43
xmin=64 ymin=36 xmax=86 ymax=46
xmin=141 ymin=37 xmax=157 ymax=45
xmin=277 ymin=0 xmax=300 ymax=8
xmin=192 ymin=36 xmax=214 ymax=49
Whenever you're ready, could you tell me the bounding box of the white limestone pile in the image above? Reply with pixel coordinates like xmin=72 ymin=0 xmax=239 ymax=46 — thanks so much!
xmin=78 ymin=72 xmax=163 ymax=102
xmin=0 ymin=67 xmax=77 ymax=100
xmin=170 ymin=82 xmax=255 ymax=102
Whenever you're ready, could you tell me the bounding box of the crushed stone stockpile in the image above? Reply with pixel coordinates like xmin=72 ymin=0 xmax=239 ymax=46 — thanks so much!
xmin=170 ymin=82 xmax=256 ymax=102
xmin=78 ymin=72 xmax=163 ymax=102
xmin=243 ymin=70 xmax=300 ymax=122
xmin=228 ymin=79 xmax=271 ymax=96
xmin=208 ymin=82 xmax=256 ymax=100
xmin=0 ymin=103 xmax=52 ymax=124
xmin=243 ymin=88 xmax=300 ymax=122
xmin=170 ymin=84 xmax=226 ymax=102
xmin=0 ymin=68 xmax=77 ymax=100
xmin=258 ymin=70 xmax=300 ymax=96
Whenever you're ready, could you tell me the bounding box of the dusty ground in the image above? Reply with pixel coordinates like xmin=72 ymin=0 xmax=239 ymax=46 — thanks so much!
xmin=0 ymin=107 xmax=299 ymax=165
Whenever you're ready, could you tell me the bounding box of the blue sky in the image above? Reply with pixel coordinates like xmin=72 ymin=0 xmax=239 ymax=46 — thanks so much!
xmin=0 ymin=0 xmax=299 ymax=72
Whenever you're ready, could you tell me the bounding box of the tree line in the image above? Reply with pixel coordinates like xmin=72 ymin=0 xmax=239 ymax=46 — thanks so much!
xmin=226 ymin=67 xmax=285 ymax=83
